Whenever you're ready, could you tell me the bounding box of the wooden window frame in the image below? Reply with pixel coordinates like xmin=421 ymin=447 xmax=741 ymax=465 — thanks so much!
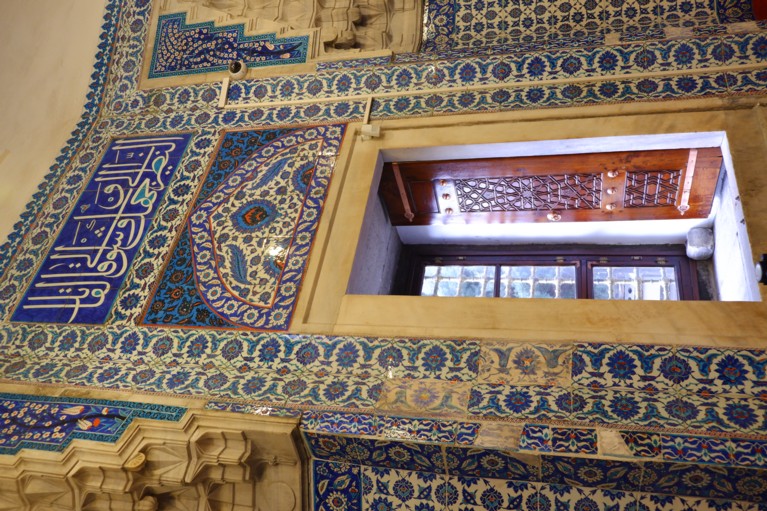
xmin=394 ymin=244 xmax=701 ymax=300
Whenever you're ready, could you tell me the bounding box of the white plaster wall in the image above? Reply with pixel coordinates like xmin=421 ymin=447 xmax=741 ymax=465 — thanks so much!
xmin=0 ymin=1 xmax=106 ymax=244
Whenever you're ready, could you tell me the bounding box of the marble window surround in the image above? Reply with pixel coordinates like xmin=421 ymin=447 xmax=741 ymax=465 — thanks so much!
xmin=2 ymin=1 xmax=767 ymax=510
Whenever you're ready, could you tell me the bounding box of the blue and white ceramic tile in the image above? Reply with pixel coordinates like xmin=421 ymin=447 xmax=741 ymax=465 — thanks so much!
xmin=302 ymin=411 xmax=381 ymax=436
xmin=361 ymin=465 xmax=447 ymax=511
xmin=451 ymin=476 xmax=537 ymax=511
xmin=314 ymin=460 xmax=362 ymax=511
xmin=355 ymin=437 xmax=447 ymax=473
xmin=0 ymin=393 xmax=185 ymax=455
xmin=541 ymin=457 xmax=643 ymax=492
xmin=572 ymin=343 xmax=675 ymax=392
xmin=445 ymin=445 xmax=539 ymax=481
xmin=468 ymin=384 xmax=572 ymax=421
xmin=478 ymin=342 xmax=572 ymax=387
xmin=380 ymin=416 xmax=459 ymax=444
xmin=536 ymin=484 xmax=636 ymax=511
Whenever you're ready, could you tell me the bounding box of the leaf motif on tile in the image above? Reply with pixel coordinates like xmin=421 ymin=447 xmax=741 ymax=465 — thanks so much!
xmin=376 ymin=378 xmax=471 ymax=418
xmin=479 ymin=342 xmax=572 ymax=386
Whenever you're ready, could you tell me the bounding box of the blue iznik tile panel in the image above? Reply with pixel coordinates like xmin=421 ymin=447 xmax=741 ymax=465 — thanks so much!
xmin=142 ymin=125 xmax=345 ymax=330
xmin=0 ymin=393 xmax=185 ymax=455
xmin=149 ymin=13 xmax=308 ymax=79
xmin=11 ymin=134 xmax=192 ymax=325
xmin=313 ymin=459 xmax=765 ymax=510
xmin=421 ymin=0 xmax=755 ymax=52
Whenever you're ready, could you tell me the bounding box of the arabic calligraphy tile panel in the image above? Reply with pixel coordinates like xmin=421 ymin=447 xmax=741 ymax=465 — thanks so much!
xmin=149 ymin=13 xmax=308 ymax=79
xmin=0 ymin=393 xmax=185 ymax=455
xmin=11 ymin=134 xmax=192 ymax=325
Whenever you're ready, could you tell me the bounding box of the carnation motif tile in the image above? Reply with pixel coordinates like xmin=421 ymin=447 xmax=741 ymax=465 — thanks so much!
xmin=376 ymin=378 xmax=471 ymax=419
xmin=361 ymin=465 xmax=446 ymax=511
xmin=478 ymin=342 xmax=572 ymax=387
xmin=313 ymin=460 xmax=362 ymax=511
xmin=445 ymin=445 xmax=540 ymax=481
xmin=572 ymin=343 xmax=675 ymax=392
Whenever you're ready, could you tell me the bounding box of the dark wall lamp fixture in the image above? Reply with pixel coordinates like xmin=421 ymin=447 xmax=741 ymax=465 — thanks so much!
xmin=756 ymin=255 xmax=767 ymax=285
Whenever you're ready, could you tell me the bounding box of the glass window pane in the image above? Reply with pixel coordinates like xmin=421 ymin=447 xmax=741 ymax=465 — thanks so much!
xmin=437 ymin=280 xmax=459 ymax=296
xmin=460 ymin=281 xmax=483 ymax=297
xmin=500 ymin=265 xmax=577 ymax=299
xmin=592 ymin=266 xmax=679 ymax=301
xmin=422 ymin=265 xmax=495 ymax=298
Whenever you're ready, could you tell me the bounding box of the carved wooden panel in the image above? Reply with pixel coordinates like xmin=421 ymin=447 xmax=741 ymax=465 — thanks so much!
xmin=455 ymin=174 xmax=602 ymax=212
xmin=623 ymin=170 xmax=681 ymax=208
xmin=379 ymin=148 xmax=722 ymax=225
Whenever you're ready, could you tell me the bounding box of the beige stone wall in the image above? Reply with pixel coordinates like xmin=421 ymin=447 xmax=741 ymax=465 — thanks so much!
xmin=0 ymin=1 xmax=106 ymax=244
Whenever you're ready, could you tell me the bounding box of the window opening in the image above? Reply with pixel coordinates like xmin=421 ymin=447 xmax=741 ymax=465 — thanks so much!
xmin=398 ymin=245 xmax=699 ymax=301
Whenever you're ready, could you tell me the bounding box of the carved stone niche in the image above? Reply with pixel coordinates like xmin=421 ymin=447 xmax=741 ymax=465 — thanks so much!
xmin=0 ymin=410 xmax=303 ymax=511
xmin=161 ymin=0 xmax=423 ymax=54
